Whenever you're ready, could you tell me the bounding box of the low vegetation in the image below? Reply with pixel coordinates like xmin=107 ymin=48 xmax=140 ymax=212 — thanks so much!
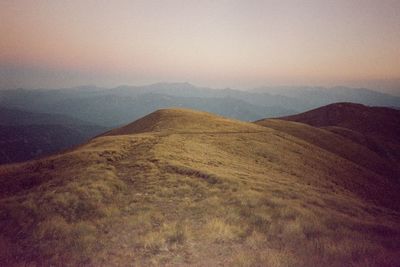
xmin=0 ymin=108 xmax=399 ymax=266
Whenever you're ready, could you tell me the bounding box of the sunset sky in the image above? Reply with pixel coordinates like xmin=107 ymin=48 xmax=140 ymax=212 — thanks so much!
xmin=1 ymin=0 xmax=399 ymax=93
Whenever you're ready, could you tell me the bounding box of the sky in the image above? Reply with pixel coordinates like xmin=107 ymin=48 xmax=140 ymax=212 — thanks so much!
xmin=1 ymin=0 xmax=399 ymax=94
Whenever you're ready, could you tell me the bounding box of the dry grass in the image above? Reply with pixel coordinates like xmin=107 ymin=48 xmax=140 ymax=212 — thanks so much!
xmin=0 ymin=108 xmax=399 ymax=266
xmin=204 ymin=218 xmax=243 ymax=243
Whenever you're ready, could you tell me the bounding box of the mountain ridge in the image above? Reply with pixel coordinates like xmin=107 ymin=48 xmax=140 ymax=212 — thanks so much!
xmin=273 ymin=102 xmax=400 ymax=165
xmin=1 ymin=83 xmax=399 ymax=128
xmin=0 ymin=104 xmax=399 ymax=266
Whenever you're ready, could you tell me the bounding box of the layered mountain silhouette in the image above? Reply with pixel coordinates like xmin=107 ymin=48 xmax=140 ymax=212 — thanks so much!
xmin=1 ymin=83 xmax=399 ymax=127
xmin=0 ymin=104 xmax=399 ymax=266
xmin=2 ymin=83 xmax=397 ymax=164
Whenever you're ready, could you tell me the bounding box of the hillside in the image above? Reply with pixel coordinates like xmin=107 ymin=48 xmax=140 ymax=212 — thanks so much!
xmin=277 ymin=103 xmax=400 ymax=137
xmin=0 ymin=108 xmax=399 ymax=266
xmin=0 ymin=124 xmax=107 ymax=165
xmin=0 ymin=107 xmax=108 ymax=164
xmin=275 ymin=103 xmax=400 ymax=164
xmin=0 ymin=107 xmax=95 ymax=126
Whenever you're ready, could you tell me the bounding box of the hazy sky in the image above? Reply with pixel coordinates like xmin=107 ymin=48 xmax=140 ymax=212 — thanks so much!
xmin=1 ymin=0 xmax=399 ymax=93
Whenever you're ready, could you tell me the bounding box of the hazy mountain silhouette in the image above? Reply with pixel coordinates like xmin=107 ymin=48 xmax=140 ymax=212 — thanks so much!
xmin=253 ymin=86 xmax=400 ymax=108
xmin=1 ymin=83 xmax=398 ymax=127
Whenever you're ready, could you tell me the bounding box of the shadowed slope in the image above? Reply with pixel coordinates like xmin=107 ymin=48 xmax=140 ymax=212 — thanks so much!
xmin=278 ymin=102 xmax=400 ymax=139
xmin=0 ymin=107 xmax=108 ymax=164
xmin=254 ymin=119 xmax=400 ymax=182
xmin=0 ymin=108 xmax=399 ymax=266
xmin=272 ymin=102 xmax=400 ymax=164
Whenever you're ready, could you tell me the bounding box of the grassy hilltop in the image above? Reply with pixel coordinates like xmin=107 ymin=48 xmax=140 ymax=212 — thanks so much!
xmin=1 ymin=106 xmax=399 ymax=266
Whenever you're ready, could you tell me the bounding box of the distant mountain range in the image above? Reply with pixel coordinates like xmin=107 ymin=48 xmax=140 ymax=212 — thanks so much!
xmin=1 ymin=83 xmax=399 ymax=127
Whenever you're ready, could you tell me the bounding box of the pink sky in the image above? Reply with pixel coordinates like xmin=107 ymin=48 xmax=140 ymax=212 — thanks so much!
xmin=1 ymin=0 xmax=399 ymax=93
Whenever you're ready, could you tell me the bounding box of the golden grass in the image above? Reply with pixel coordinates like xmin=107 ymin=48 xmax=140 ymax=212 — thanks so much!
xmin=204 ymin=218 xmax=243 ymax=243
xmin=0 ymin=108 xmax=399 ymax=266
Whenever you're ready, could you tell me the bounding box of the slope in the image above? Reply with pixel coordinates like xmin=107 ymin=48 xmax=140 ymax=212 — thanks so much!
xmin=278 ymin=103 xmax=400 ymax=138
xmin=0 ymin=108 xmax=399 ymax=266
xmin=254 ymin=119 xmax=400 ymax=182
xmin=276 ymin=102 xmax=400 ymax=163
xmin=0 ymin=124 xmax=107 ymax=165
xmin=0 ymin=107 xmax=108 ymax=164
xmin=0 ymin=107 xmax=96 ymax=126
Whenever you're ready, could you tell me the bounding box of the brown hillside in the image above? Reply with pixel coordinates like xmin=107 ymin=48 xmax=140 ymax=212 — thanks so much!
xmin=254 ymin=119 xmax=400 ymax=182
xmin=266 ymin=102 xmax=400 ymax=164
xmin=277 ymin=103 xmax=400 ymax=139
xmin=1 ymin=108 xmax=400 ymax=266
